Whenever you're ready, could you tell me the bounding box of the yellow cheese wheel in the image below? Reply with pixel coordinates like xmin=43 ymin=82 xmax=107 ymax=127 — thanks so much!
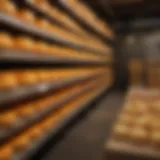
xmin=16 ymin=105 xmax=35 ymax=118
xmin=34 ymin=42 xmax=50 ymax=54
xmin=28 ymin=127 xmax=42 ymax=140
xmin=118 ymin=114 xmax=134 ymax=126
xmin=12 ymin=135 xmax=30 ymax=152
xmin=0 ymin=145 xmax=13 ymax=160
xmin=33 ymin=0 xmax=50 ymax=10
xmin=0 ymin=33 xmax=13 ymax=48
xmin=151 ymin=131 xmax=160 ymax=147
xmin=18 ymin=10 xmax=35 ymax=24
xmin=17 ymin=71 xmax=38 ymax=85
xmin=130 ymin=127 xmax=148 ymax=143
xmin=14 ymin=37 xmax=35 ymax=51
xmin=113 ymin=124 xmax=130 ymax=140
xmin=0 ymin=72 xmax=17 ymax=89
xmin=41 ymin=119 xmax=54 ymax=131
xmin=0 ymin=112 xmax=17 ymax=128
xmin=0 ymin=1 xmax=16 ymax=15
xmin=36 ymin=19 xmax=51 ymax=30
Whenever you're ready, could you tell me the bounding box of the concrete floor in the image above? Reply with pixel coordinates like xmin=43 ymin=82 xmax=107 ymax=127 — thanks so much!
xmin=42 ymin=91 xmax=125 ymax=160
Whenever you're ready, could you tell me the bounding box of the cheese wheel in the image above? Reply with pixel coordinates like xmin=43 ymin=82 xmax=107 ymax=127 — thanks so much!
xmin=149 ymin=118 xmax=160 ymax=130
xmin=0 ymin=145 xmax=13 ymax=160
xmin=17 ymin=71 xmax=38 ymax=85
xmin=36 ymin=19 xmax=51 ymax=30
xmin=47 ymin=45 xmax=60 ymax=55
xmin=32 ymin=0 xmax=49 ymax=10
xmin=135 ymin=116 xmax=150 ymax=129
xmin=152 ymin=101 xmax=160 ymax=113
xmin=135 ymin=100 xmax=148 ymax=114
xmin=113 ymin=124 xmax=130 ymax=140
xmin=0 ymin=72 xmax=17 ymax=89
xmin=42 ymin=119 xmax=53 ymax=131
xmin=35 ymin=102 xmax=46 ymax=111
xmin=23 ymin=72 xmax=38 ymax=85
xmin=16 ymin=105 xmax=35 ymax=118
xmin=14 ymin=37 xmax=35 ymax=51
xmin=37 ymin=71 xmax=48 ymax=82
xmin=34 ymin=42 xmax=50 ymax=54
xmin=123 ymin=105 xmax=136 ymax=115
xmin=0 ymin=1 xmax=16 ymax=15
xmin=12 ymin=135 xmax=30 ymax=152
xmin=118 ymin=114 xmax=134 ymax=126
xmin=28 ymin=127 xmax=42 ymax=140
xmin=0 ymin=33 xmax=13 ymax=48
xmin=151 ymin=131 xmax=160 ymax=147
xmin=18 ymin=10 xmax=35 ymax=24
xmin=0 ymin=112 xmax=17 ymax=128
xmin=130 ymin=127 xmax=148 ymax=143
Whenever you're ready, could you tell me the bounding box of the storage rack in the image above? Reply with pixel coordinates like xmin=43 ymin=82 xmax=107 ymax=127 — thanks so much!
xmin=0 ymin=13 xmax=105 ymax=54
xmin=105 ymin=87 xmax=160 ymax=160
xmin=20 ymin=85 xmax=109 ymax=160
xmin=0 ymin=0 xmax=115 ymax=159
xmin=58 ymin=0 xmax=115 ymax=43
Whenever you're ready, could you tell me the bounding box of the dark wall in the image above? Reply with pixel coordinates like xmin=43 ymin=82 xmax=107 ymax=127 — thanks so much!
xmin=115 ymin=28 xmax=160 ymax=89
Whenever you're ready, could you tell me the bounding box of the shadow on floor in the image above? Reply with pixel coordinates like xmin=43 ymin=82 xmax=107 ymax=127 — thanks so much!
xmin=41 ymin=91 xmax=125 ymax=160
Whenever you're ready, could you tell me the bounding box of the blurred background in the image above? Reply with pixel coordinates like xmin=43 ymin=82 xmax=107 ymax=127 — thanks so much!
xmin=0 ymin=0 xmax=159 ymax=160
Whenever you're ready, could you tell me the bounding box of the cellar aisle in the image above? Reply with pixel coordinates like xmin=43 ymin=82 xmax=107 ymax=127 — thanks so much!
xmin=42 ymin=91 xmax=125 ymax=160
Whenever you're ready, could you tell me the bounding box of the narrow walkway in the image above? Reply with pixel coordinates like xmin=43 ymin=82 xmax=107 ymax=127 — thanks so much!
xmin=43 ymin=91 xmax=125 ymax=160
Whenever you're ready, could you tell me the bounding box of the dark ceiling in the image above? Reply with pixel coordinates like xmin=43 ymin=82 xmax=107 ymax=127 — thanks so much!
xmin=85 ymin=0 xmax=160 ymax=21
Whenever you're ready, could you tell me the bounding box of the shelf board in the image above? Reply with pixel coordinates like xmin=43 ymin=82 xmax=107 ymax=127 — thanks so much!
xmin=0 ymin=73 xmax=101 ymax=109
xmin=25 ymin=0 xmax=84 ymax=37
xmin=0 ymin=49 xmax=110 ymax=65
xmin=18 ymin=85 xmax=108 ymax=160
xmin=0 ymin=81 xmax=98 ymax=146
xmin=0 ymin=12 xmax=108 ymax=55
xmin=105 ymin=139 xmax=160 ymax=160
xmin=59 ymin=0 xmax=115 ymax=44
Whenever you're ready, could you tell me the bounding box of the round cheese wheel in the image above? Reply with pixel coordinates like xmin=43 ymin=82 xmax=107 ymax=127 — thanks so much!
xmin=135 ymin=101 xmax=148 ymax=114
xmin=135 ymin=116 xmax=150 ymax=129
xmin=34 ymin=42 xmax=51 ymax=54
xmin=0 ymin=145 xmax=13 ymax=160
xmin=151 ymin=131 xmax=160 ymax=147
xmin=0 ymin=33 xmax=13 ymax=48
xmin=123 ymin=106 xmax=136 ymax=116
xmin=149 ymin=118 xmax=160 ymax=130
xmin=113 ymin=124 xmax=130 ymax=140
xmin=0 ymin=112 xmax=17 ymax=128
xmin=29 ymin=127 xmax=42 ymax=140
xmin=37 ymin=71 xmax=48 ymax=82
xmin=18 ymin=10 xmax=35 ymax=24
xmin=0 ymin=73 xmax=17 ymax=89
xmin=12 ymin=135 xmax=30 ymax=152
xmin=16 ymin=105 xmax=35 ymax=118
xmin=42 ymin=119 xmax=53 ymax=131
xmin=0 ymin=1 xmax=17 ymax=15
xmin=17 ymin=71 xmax=38 ymax=85
xmin=14 ymin=37 xmax=35 ymax=51
xmin=36 ymin=19 xmax=51 ymax=30
xmin=118 ymin=114 xmax=134 ymax=126
xmin=152 ymin=101 xmax=160 ymax=113
xmin=130 ymin=127 xmax=148 ymax=143
xmin=32 ymin=0 xmax=49 ymax=10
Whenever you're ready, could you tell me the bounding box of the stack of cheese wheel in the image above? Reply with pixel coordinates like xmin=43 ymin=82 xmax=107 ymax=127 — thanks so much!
xmin=0 ymin=0 xmax=111 ymax=52
xmin=0 ymin=77 xmax=97 ymax=129
xmin=61 ymin=0 xmax=114 ymax=39
xmin=30 ymin=0 xmax=112 ymax=52
xmin=0 ymin=32 xmax=110 ymax=62
xmin=113 ymin=88 xmax=160 ymax=148
xmin=0 ymin=75 xmax=109 ymax=160
xmin=0 ymin=68 xmax=106 ymax=90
